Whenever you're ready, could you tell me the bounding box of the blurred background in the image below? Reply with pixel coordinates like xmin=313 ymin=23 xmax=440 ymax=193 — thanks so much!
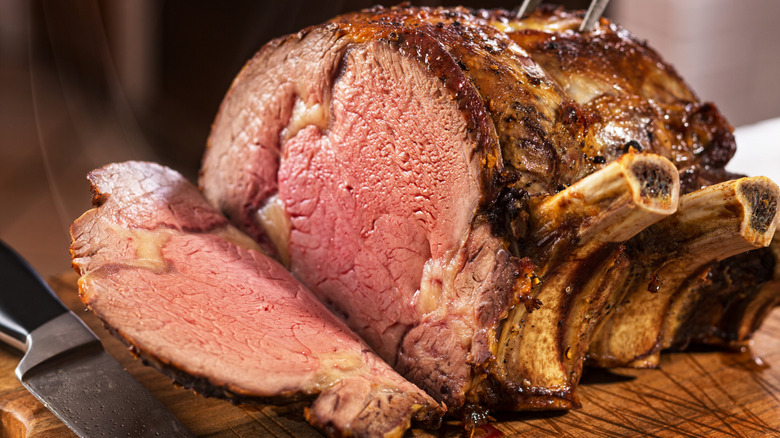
xmin=0 ymin=0 xmax=778 ymax=276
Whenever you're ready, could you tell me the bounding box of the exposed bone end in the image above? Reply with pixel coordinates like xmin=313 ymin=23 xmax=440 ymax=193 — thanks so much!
xmin=659 ymin=177 xmax=779 ymax=264
xmin=661 ymin=176 xmax=779 ymax=350
xmin=623 ymin=153 xmax=680 ymax=212
xmin=488 ymin=155 xmax=678 ymax=409
xmin=735 ymin=176 xmax=779 ymax=247
xmin=594 ymin=154 xmax=679 ymax=245
xmin=589 ymin=176 xmax=780 ymax=368
xmin=600 ymin=153 xmax=680 ymax=243
xmin=530 ymin=153 xmax=679 ymax=268
xmin=535 ymin=153 xmax=679 ymax=234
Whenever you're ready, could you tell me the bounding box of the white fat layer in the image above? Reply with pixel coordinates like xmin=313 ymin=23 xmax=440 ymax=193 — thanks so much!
xmin=119 ymin=225 xmax=174 ymax=272
xmin=412 ymin=232 xmax=474 ymax=350
xmin=309 ymin=351 xmax=366 ymax=391
xmin=256 ymin=194 xmax=291 ymax=267
xmin=213 ymin=224 xmax=266 ymax=255
xmin=416 ymin=257 xmax=451 ymax=316
xmin=78 ymin=225 xmax=174 ymax=301
xmin=282 ymin=97 xmax=329 ymax=142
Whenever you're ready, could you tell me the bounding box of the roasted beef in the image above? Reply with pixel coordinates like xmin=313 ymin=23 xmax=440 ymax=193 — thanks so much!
xmin=198 ymin=2 xmax=780 ymax=413
xmin=482 ymin=7 xmax=740 ymax=194
xmin=199 ymin=4 xmax=779 ymax=414
xmin=70 ymin=161 xmax=443 ymax=437
xmin=70 ymin=3 xmax=780 ymax=434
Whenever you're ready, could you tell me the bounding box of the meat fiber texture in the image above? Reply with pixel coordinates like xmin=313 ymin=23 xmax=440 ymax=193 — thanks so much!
xmin=199 ymin=3 xmax=779 ymax=416
xmin=69 ymin=4 xmax=780 ymax=434
xmin=69 ymin=161 xmax=443 ymax=437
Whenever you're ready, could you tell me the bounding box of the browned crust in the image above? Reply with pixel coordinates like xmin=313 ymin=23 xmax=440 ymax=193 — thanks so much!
xmin=196 ymin=2 xmax=777 ymax=420
xmin=482 ymin=5 xmax=738 ymax=195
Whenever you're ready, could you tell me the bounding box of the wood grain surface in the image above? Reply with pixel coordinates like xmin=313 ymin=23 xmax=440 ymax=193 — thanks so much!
xmin=1 ymin=272 xmax=779 ymax=437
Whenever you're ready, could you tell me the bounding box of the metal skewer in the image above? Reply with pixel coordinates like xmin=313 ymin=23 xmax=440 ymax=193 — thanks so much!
xmin=516 ymin=0 xmax=543 ymax=18
xmin=579 ymin=0 xmax=611 ymax=32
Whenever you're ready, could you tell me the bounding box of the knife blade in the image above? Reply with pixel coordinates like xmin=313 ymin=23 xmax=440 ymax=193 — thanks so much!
xmin=0 ymin=240 xmax=193 ymax=437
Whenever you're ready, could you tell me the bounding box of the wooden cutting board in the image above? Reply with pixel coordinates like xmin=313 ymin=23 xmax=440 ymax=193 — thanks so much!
xmin=1 ymin=272 xmax=779 ymax=437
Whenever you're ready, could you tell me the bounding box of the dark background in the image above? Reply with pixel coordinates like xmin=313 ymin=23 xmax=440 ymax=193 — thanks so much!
xmin=20 ymin=1 xmax=594 ymax=174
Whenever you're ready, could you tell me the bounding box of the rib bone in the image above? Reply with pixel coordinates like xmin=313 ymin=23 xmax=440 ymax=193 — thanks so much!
xmin=487 ymin=153 xmax=679 ymax=409
xmin=673 ymin=216 xmax=780 ymax=349
xmin=726 ymin=235 xmax=780 ymax=343
xmin=728 ymin=254 xmax=780 ymax=342
xmin=677 ymin=245 xmax=778 ymax=348
xmin=530 ymin=152 xmax=680 ymax=270
xmin=588 ymin=176 xmax=780 ymax=368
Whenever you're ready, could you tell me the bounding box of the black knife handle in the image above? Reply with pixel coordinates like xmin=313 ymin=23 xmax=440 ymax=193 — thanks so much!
xmin=0 ymin=240 xmax=68 ymax=351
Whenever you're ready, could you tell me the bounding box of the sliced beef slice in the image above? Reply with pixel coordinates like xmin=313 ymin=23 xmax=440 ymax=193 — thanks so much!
xmin=70 ymin=161 xmax=443 ymax=438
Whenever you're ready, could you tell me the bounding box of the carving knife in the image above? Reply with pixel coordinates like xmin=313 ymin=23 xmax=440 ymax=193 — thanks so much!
xmin=0 ymin=240 xmax=193 ymax=437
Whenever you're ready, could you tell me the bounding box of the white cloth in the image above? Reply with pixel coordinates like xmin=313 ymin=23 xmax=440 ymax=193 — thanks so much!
xmin=728 ymin=118 xmax=780 ymax=183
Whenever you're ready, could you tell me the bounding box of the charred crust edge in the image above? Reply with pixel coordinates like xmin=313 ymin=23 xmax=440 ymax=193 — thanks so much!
xmin=88 ymin=310 xmax=317 ymax=406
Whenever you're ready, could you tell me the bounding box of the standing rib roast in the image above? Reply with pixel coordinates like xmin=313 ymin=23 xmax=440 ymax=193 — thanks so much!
xmin=70 ymin=4 xmax=780 ymax=437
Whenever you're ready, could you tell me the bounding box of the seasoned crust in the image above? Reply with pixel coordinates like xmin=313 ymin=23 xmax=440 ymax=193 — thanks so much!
xmin=483 ymin=6 xmax=738 ymax=194
xmin=198 ymin=2 xmax=778 ymax=420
